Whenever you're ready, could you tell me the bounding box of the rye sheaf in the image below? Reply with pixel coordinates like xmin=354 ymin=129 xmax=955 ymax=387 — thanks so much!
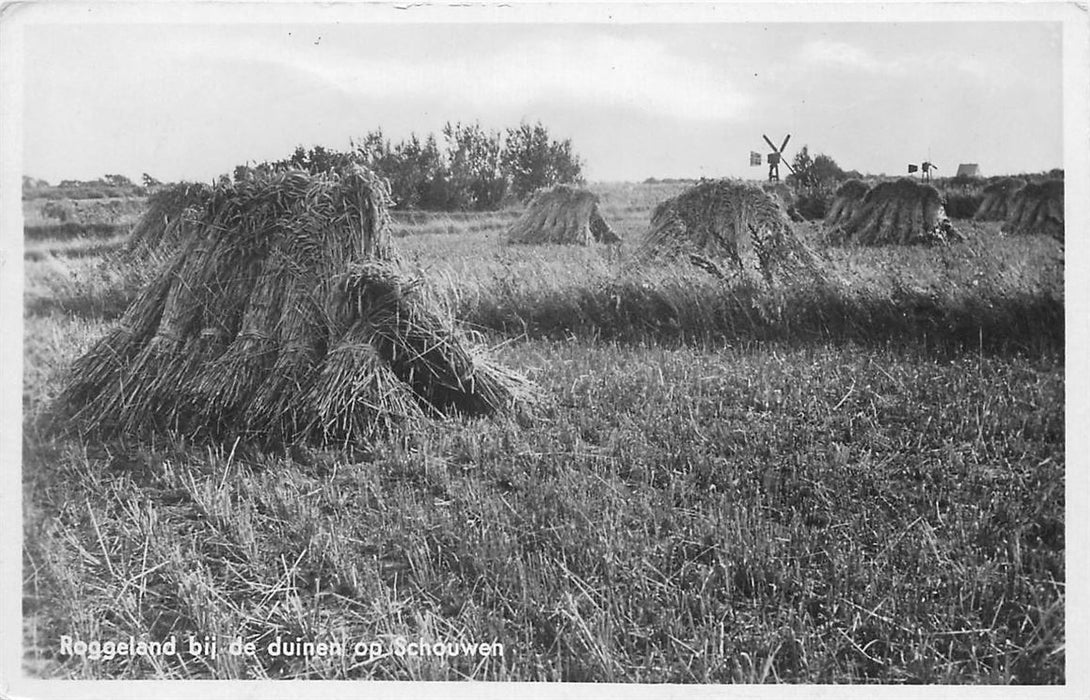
xmin=505 ymin=184 xmax=620 ymax=246
xmin=52 ymin=166 xmax=536 ymax=447
xmin=634 ymin=179 xmax=822 ymax=284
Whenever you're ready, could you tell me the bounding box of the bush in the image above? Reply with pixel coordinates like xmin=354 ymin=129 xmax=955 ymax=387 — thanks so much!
xmin=793 ymin=192 xmax=830 ymax=220
xmin=40 ymin=201 xmax=73 ymax=223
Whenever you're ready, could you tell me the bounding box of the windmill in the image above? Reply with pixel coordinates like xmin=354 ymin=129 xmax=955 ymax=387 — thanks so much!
xmin=762 ymin=134 xmax=794 ymax=182
xmin=908 ymin=158 xmax=937 ymax=181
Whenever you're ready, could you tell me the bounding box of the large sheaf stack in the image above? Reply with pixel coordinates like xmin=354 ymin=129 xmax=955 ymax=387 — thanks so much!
xmin=635 ymin=179 xmax=818 ymax=282
xmin=56 ymin=166 xmax=533 ymax=445
xmin=124 ymin=182 xmax=213 ymax=263
xmin=823 ymin=179 xmax=870 ymax=229
xmin=973 ymin=177 xmax=1026 ymax=222
xmin=829 ymin=178 xmax=960 ymax=245
xmin=760 ymin=182 xmax=803 ymax=222
xmin=1002 ymin=179 xmax=1064 ymax=241
xmin=506 ymin=184 xmax=620 ymax=245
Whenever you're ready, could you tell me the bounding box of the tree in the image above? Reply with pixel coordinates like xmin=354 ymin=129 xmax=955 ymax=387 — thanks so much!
xmin=788 ymin=146 xmax=845 ymax=192
xmin=443 ymin=121 xmax=506 ymax=210
xmin=501 ymin=121 xmax=584 ymax=200
xmin=275 ymin=145 xmax=358 ymax=174
xmin=789 ymin=147 xmax=815 ymax=188
xmin=810 ymin=154 xmax=845 ymax=190
xmin=244 ymin=121 xmax=585 ymax=211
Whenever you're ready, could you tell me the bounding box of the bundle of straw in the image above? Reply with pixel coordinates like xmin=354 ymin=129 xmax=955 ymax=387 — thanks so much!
xmin=506 ymin=184 xmax=620 ymax=245
xmin=824 ymin=179 xmax=870 ymax=228
xmin=124 ymin=182 xmax=212 ymax=263
xmin=634 ymin=179 xmax=819 ymax=282
xmin=974 ymin=178 xmax=1027 ymax=221
xmin=55 ymin=166 xmax=533 ymax=446
xmin=832 ymin=178 xmax=960 ymax=246
xmin=330 ymin=261 xmax=536 ymax=418
xmin=761 ymin=182 xmax=803 ymax=222
xmin=1002 ymin=180 xmax=1063 ymax=240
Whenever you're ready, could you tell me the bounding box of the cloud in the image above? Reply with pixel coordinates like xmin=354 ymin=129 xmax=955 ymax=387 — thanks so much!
xmin=180 ymin=32 xmax=754 ymax=123
xmin=795 ymin=39 xmax=1014 ymax=87
xmin=796 ymin=39 xmax=895 ymax=74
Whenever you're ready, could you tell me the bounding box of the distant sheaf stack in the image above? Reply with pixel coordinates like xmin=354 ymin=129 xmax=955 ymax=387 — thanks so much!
xmin=506 ymin=184 xmax=620 ymax=245
xmin=973 ymin=178 xmax=1027 ymax=222
xmin=829 ymin=178 xmax=960 ymax=246
xmin=823 ymin=179 xmax=870 ymax=229
xmin=55 ymin=166 xmax=534 ymax=445
xmin=635 ymin=179 xmax=819 ymax=281
xmin=1002 ymin=180 xmax=1064 ymax=241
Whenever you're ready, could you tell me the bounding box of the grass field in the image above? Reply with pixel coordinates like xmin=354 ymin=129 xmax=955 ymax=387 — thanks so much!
xmin=21 ymin=182 xmax=1064 ymax=682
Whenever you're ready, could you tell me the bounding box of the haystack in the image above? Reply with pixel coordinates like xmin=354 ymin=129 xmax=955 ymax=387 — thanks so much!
xmin=761 ymin=182 xmax=803 ymax=222
xmin=973 ymin=177 xmax=1026 ymax=221
xmin=124 ymin=182 xmax=212 ymax=261
xmin=832 ymin=178 xmax=960 ymax=245
xmin=1002 ymin=179 xmax=1064 ymax=240
xmin=506 ymin=184 xmax=619 ymax=245
xmin=635 ymin=179 xmax=818 ymax=282
xmin=55 ymin=166 xmax=533 ymax=445
xmin=823 ymin=179 xmax=870 ymax=228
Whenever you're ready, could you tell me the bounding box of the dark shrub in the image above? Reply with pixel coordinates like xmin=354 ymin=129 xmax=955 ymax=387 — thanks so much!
xmin=794 ymin=192 xmax=830 ymax=220
xmin=944 ymin=192 xmax=983 ymax=220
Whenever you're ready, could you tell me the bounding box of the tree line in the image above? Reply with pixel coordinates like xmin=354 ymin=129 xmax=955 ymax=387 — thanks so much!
xmin=234 ymin=121 xmax=585 ymax=211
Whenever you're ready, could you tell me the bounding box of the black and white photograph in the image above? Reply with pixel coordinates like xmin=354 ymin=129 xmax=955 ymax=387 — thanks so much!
xmin=2 ymin=0 xmax=1087 ymax=694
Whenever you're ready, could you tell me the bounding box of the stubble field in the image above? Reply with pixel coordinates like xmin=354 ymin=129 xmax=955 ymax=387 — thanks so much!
xmin=21 ymin=181 xmax=1064 ymax=683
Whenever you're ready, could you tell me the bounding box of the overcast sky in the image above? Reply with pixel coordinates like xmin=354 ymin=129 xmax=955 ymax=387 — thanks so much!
xmin=21 ymin=19 xmax=1062 ymax=183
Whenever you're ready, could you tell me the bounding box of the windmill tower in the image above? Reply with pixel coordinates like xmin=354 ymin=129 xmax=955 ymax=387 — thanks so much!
xmin=909 ymin=148 xmax=938 ymax=182
xmin=762 ymin=134 xmax=795 ymax=182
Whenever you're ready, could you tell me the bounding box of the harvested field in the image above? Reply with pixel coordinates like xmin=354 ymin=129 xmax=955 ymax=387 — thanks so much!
xmin=31 ymin=196 xmax=147 ymax=226
xmin=22 ymin=180 xmax=1064 ymax=684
